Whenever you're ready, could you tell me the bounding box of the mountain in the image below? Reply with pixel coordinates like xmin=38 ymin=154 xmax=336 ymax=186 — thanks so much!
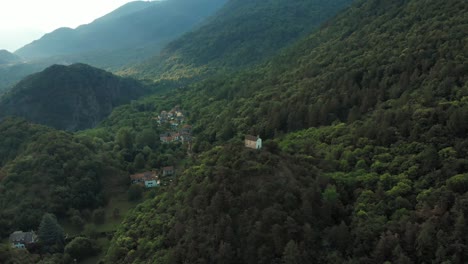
xmin=1 ymin=0 xmax=467 ymax=262
xmin=0 ymin=118 xmax=120 ymax=238
xmin=128 ymin=0 xmax=353 ymax=81
xmin=0 ymin=63 xmax=46 ymax=96
xmin=0 ymin=0 xmax=227 ymax=94
xmin=179 ymin=0 xmax=467 ymax=140
xmin=0 ymin=50 xmax=21 ymax=65
xmin=15 ymin=0 xmax=228 ymax=69
xmin=103 ymin=0 xmax=468 ymax=263
xmin=0 ymin=63 xmax=149 ymax=131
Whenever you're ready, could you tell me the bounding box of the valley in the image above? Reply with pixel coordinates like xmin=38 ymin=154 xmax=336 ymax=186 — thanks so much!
xmin=0 ymin=0 xmax=467 ymax=263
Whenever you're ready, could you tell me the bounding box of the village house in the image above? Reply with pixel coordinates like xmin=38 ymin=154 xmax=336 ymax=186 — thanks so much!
xmin=181 ymin=124 xmax=192 ymax=134
xmin=156 ymin=107 xmax=186 ymax=126
xmin=160 ymin=133 xmax=173 ymax=143
xmin=157 ymin=107 xmax=192 ymax=144
xmin=170 ymin=120 xmax=179 ymax=129
xmin=176 ymin=112 xmax=184 ymax=123
xmin=9 ymin=231 xmax=37 ymax=249
xmin=160 ymin=127 xmax=192 ymax=144
xmin=245 ymin=135 xmax=262 ymax=150
xmin=130 ymin=171 xmax=160 ymax=188
xmin=180 ymin=133 xmax=192 ymax=143
xmin=162 ymin=166 xmax=175 ymax=177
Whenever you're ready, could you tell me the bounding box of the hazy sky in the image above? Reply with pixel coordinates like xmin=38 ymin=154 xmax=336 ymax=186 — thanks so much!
xmin=0 ymin=0 xmax=137 ymax=51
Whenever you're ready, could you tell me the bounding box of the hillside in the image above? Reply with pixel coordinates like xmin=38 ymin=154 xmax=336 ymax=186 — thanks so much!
xmin=0 ymin=0 xmax=227 ymax=93
xmin=15 ymin=0 xmax=227 ymax=68
xmin=104 ymin=0 xmax=468 ymax=263
xmin=180 ymin=0 xmax=468 ymax=141
xmin=0 ymin=118 xmax=120 ymax=238
xmin=0 ymin=63 xmax=46 ymax=95
xmin=0 ymin=50 xmax=21 ymax=65
xmin=0 ymin=0 xmax=467 ymax=262
xmin=128 ymin=0 xmax=353 ymax=81
xmin=0 ymin=63 xmax=149 ymax=131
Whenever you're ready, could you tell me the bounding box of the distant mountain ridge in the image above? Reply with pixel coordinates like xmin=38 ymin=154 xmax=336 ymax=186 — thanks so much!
xmin=128 ymin=0 xmax=353 ymax=81
xmin=15 ymin=0 xmax=228 ymax=66
xmin=0 ymin=63 xmax=149 ymax=131
xmin=0 ymin=50 xmax=21 ymax=65
xmin=0 ymin=0 xmax=227 ymax=93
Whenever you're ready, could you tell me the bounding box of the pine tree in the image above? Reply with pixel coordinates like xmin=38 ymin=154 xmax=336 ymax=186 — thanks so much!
xmin=282 ymin=240 xmax=301 ymax=264
xmin=38 ymin=213 xmax=64 ymax=250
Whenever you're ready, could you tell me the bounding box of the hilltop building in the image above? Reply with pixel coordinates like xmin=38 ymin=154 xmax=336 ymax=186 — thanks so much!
xmin=245 ymin=135 xmax=262 ymax=150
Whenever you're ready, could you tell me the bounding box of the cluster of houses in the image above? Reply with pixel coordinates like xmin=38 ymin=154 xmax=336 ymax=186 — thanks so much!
xmin=160 ymin=124 xmax=193 ymax=143
xmin=154 ymin=106 xmax=185 ymax=127
xmin=155 ymin=106 xmax=193 ymax=144
xmin=130 ymin=166 xmax=175 ymax=188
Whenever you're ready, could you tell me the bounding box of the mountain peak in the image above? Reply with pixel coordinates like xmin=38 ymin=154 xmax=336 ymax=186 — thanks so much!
xmin=0 ymin=63 xmax=149 ymax=131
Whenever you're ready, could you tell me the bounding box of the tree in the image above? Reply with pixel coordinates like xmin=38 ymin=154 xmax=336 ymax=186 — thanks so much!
xmin=116 ymin=127 xmax=133 ymax=149
xmin=64 ymin=237 xmax=99 ymax=261
xmin=416 ymin=221 xmax=437 ymax=262
xmin=134 ymin=153 xmax=146 ymax=170
xmin=113 ymin=208 xmax=121 ymax=219
xmin=92 ymin=208 xmax=106 ymax=225
xmin=136 ymin=129 xmax=157 ymax=148
xmin=446 ymin=174 xmax=468 ymax=194
xmin=128 ymin=185 xmax=143 ymax=201
xmin=38 ymin=213 xmax=64 ymax=251
xmin=0 ymin=244 xmax=12 ymax=263
xmin=282 ymin=240 xmax=301 ymax=264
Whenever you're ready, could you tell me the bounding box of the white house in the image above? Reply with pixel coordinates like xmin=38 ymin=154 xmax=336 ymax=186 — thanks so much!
xmin=245 ymin=135 xmax=262 ymax=150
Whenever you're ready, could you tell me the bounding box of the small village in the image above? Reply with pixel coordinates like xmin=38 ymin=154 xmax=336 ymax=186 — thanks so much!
xmin=154 ymin=106 xmax=193 ymax=144
xmin=6 ymin=117 xmax=264 ymax=251
xmin=5 ymin=104 xmax=262 ymax=252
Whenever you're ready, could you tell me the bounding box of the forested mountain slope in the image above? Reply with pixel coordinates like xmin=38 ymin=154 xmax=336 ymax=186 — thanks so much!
xmin=0 ymin=63 xmax=148 ymax=131
xmin=105 ymin=0 xmax=468 ymax=263
xmin=182 ymin=0 xmax=467 ymax=142
xmin=128 ymin=0 xmax=353 ymax=81
xmin=0 ymin=0 xmax=227 ymax=93
xmin=0 ymin=118 xmax=122 ymax=238
xmin=15 ymin=0 xmax=227 ymax=66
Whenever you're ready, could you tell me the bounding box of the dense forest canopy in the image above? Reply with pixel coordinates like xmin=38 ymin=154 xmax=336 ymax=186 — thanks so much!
xmin=0 ymin=118 xmax=113 ymax=237
xmin=0 ymin=63 xmax=149 ymax=131
xmin=1 ymin=0 xmax=467 ymax=263
xmin=105 ymin=0 xmax=468 ymax=263
xmin=128 ymin=0 xmax=353 ymax=81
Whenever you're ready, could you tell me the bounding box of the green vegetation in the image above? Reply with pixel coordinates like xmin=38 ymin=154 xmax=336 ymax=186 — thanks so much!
xmin=0 ymin=0 xmax=227 ymax=93
xmin=177 ymin=0 xmax=467 ymax=145
xmin=0 ymin=78 xmax=190 ymax=260
xmin=38 ymin=214 xmax=65 ymax=253
xmin=0 ymin=118 xmax=118 ymax=237
xmin=129 ymin=0 xmax=353 ymax=81
xmin=64 ymin=237 xmax=99 ymax=261
xmin=104 ymin=0 xmax=468 ymax=263
xmin=0 ymin=63 xmax=149 ymax=131
xmin=15 ymin=0 xmax=227 ymax=69
xmin=1 ymin=0 xmax=467 ymax=263
xmin=0 ymin=62 xmax=45 ymax=94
